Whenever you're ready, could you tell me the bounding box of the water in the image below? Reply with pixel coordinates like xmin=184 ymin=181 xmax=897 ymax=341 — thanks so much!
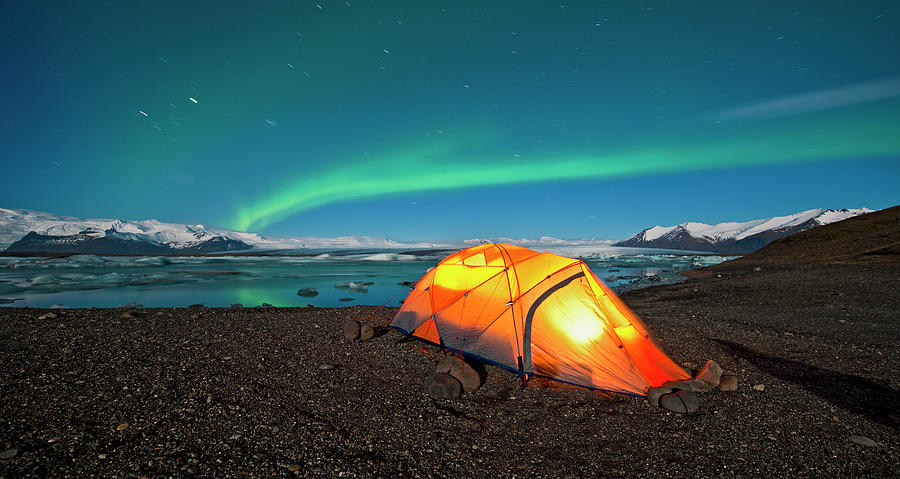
xmin=0 ymin=248 xmax=733 ymax=308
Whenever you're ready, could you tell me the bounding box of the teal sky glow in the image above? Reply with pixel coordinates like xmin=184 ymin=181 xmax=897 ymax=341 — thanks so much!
xmin=2 ymin=2 xmax=898 ymax=240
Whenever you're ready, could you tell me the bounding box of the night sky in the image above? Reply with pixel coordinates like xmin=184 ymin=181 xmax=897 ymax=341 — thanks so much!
xmin=2 ymin=1 xmax=898 ymax=240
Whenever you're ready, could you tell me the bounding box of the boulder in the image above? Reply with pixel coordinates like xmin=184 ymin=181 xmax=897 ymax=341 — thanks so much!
xmin=435 ymin=356 xmax=485 ymax=394
xmin=718 ymin=373 xmax=738 ymax=392
xmin=647 ymin=386 xmax=674 ymax=407
xmin=660 ymin=390 xmax=700 ymax=414
xmin=359 ymin=324 xmax=375 ymax=341
xmin=342 ymin=320 xmax=361 ymax=341
xmin=424 ymin=373 xmax=463 ymax=399
xmin=296 ymin=288 xmax=319 ymax=297
xmin=695 ymin=359 xmax=723 ymax=389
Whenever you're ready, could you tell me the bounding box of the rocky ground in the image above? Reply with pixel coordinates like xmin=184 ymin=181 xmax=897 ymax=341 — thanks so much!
xmin=3 ymin=205 xmax=900 ymax=477
xmin=1 ymin=257 xmax=897 ymax=478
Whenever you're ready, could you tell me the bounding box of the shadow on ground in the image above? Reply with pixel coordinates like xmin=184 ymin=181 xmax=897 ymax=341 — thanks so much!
xmin=713 ymin=339 xmax=899 ymax=429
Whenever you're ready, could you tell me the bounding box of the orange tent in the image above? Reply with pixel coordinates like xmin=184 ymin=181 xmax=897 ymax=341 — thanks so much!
xmin=390 ymin=243 xmax=690 ymax=396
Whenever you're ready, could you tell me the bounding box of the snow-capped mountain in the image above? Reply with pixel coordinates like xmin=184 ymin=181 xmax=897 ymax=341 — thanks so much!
xmin=462 ymin=236 xmax=615 ymax=247
xmin=615 ymin=208 xmax=874 ymax=254
xmin=0 ymin=208 xmax=450 ymax=254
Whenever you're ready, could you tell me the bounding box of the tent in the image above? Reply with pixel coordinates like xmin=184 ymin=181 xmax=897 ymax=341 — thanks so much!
xmin=390 ymin=243 xmax=690 ymax=396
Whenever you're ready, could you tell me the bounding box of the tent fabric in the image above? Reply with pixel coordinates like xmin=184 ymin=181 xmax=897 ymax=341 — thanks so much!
xmin=390 ymin=243 xmax=689 ymax=396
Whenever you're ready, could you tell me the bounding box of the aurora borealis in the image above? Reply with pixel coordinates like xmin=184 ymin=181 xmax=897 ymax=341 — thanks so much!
xmin=2 ymin=2 xmax=899 ymax=240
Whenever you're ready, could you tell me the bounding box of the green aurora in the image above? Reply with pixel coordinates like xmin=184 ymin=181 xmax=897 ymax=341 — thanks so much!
xmin=234 ymin=112 xmax=900 ymax=232
xmin=3 ymin=2 xmax=898 ymax=239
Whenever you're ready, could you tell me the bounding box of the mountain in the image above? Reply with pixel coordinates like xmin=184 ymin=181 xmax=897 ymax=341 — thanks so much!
xmin=0 ymin=208 xmax=450 ymax=254
xmin=707 ymin=205 xmax=899 ymax=267
xmin=614 ymin=208 xmax=874 ymax=254
xmin=462 ymin=236 xmax=615 ymax=247
xmin=5 ymin=230 xmax=251 ymax=255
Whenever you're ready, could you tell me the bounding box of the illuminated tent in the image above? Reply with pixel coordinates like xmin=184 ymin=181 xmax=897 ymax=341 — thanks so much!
xmin=390 ymin=243 xmax=690 ymax=396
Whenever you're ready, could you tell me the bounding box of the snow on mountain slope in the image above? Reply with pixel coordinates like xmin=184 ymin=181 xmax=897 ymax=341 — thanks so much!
xmin=0 ymin=208 xmax=450 ymax=251
xmin=462 ymin=236 xmax=615 ymax=247
xmin=615 ymin=208 xmax=874 ymax=254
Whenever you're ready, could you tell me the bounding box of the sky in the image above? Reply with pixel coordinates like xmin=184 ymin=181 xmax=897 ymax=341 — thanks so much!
xmin=1 ymin=1 xmax=898 ymax=241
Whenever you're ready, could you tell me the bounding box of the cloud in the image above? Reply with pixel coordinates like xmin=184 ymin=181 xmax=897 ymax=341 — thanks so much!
xmin=717 ymin=77 xmax=900 ymax=120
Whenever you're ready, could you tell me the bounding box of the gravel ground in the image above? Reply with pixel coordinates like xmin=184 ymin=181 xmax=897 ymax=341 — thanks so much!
xmin=1 ymin=263 xmax=898 ymax=478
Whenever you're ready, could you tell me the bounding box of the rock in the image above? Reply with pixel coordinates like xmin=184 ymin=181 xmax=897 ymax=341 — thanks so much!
xmin=647 ymin=386 xmax=674 ymax=407
xmin=260 ymin=303 xmax=275 ymax=308
xmin=753 ymin=384 xmax=765 ymax=391
xmin=424 ymin=373 xmax=463 ymax=399
xmin=662 ymin=378 xmax=709 ymax=393
xmin=718 ymin=373 xmax=738 ymax=392
xmin=287 ymin=464 xmax=301 ymax=472
xmin=849 ymin=435 xmax=877 ymax=447
xmin=98 ymin=454 xmax=108 ymax=460
xmin=435 ymin=356 xmax=485 ymax=394
xmin=343 ymin=320 xmax=361 ymax=341
xmin=659 ymin=390 xmax=700 ymax=414
xmin=694 ymin=359 xmax=723 ymax=390
xmin=190 ymin=314 xmax=199 ymax=319
xmin=120 ymin=311 xmax=134 ymax=319
xmin=38 ymin=312 xmax=57 ymax=320
xmin=296 ymin=288 xmax=319 ymax=297
xmin=319 ymin=363 xmax=335 ymax=370
xmin=116 ymin=423 xmax=130 ymax=431
xmin=0 ymin=447 xmax=18 ymax=459
xmin=359 ymin=324 xmax=375 ymax=341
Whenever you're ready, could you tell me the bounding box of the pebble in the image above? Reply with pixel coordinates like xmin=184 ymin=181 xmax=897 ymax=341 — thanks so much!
xmin=359 ymin=324 xmax=375 ymax=341
xmin=753 ymin=384 xmax=765 ymax=391
xmin=849 ymin=435 xmax=877 ymax=447
xmin=319 ymin=363 xmax=335 ymax=370
xmin=116 ymin=423 xmax=130 ymax=431
xmin=38 ymin=312 xmax=57 ymax=320
xmin=694 ymin=359 xmax=723 ymax=389
xmin=0 ymin=447 xmax=19 ymax=459
xmin=343 ymin=320 xmax=361 ymax=341
xmin=287 ymin=464 xmax=301 ymax=472
xmin=718 ymin=374 xmax=738 ymax=392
